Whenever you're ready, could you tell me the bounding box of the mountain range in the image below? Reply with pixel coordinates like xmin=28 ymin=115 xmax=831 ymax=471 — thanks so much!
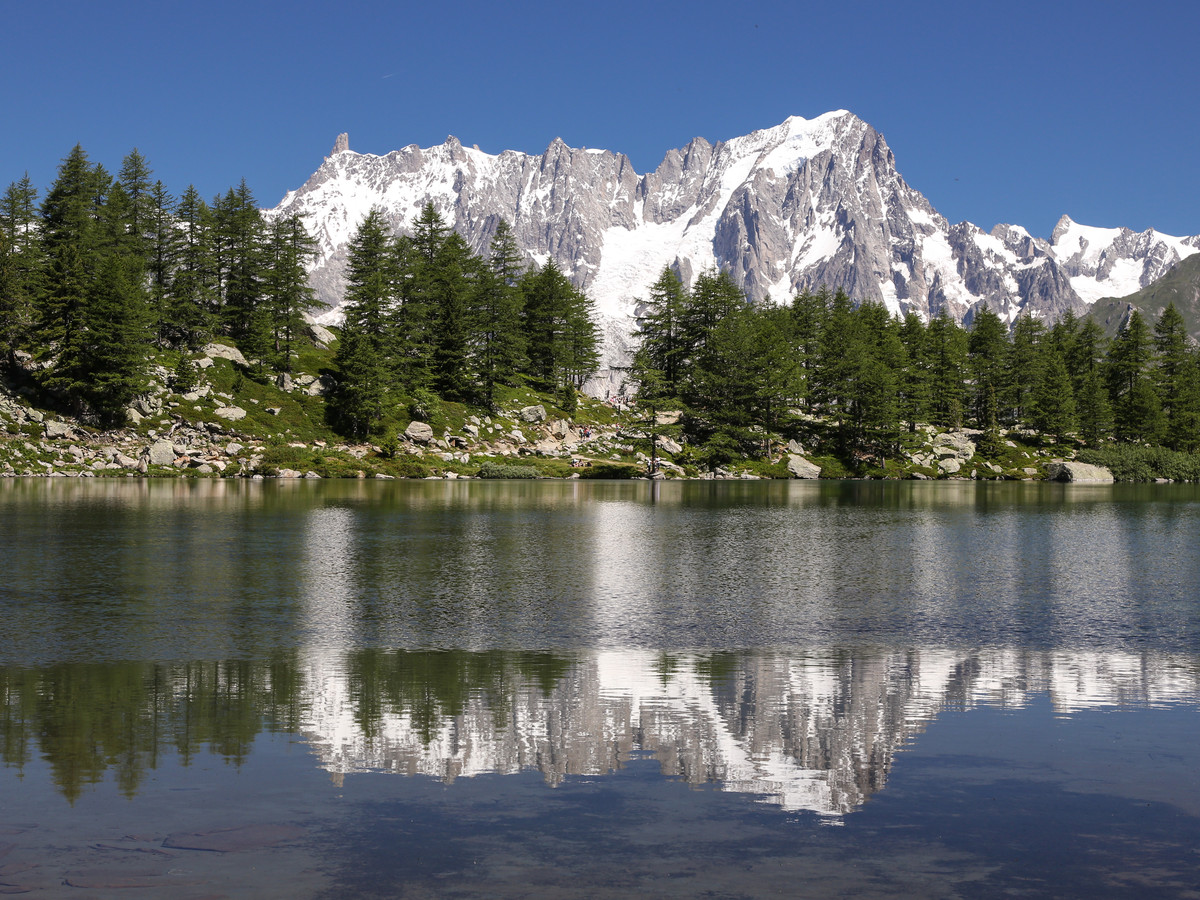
xmin=270 ymin=112 xmax=1200 ymax=370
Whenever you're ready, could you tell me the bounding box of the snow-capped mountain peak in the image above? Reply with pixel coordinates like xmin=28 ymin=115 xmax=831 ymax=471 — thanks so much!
xmin=270 ymin=114 xmax=1199 ymax=376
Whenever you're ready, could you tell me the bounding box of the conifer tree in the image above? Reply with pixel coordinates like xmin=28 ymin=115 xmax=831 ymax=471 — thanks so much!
xmin=1008 ymin=313 xmax=1046 ymax=424
xmin=329 ymin=208 xmax=395 ymax=437
xmin=1031 ymin=348 xmax=1076 ymax=441
xmin=925 ymin=308 xmax=968 ymax=428
xmin=473 ymin=219 xmax=526 ymax=407
xmin=264 ymin=212 xmax=317 ymax=372
xmin=897 ymin=311 xmax=931 ymax=431
xmin=634 ymin=267 xmax=689 ymax=398
xmin=1153 ymin=304 xmax=1200 ymax=450
xmin=0 ymin=175 xmax=42 ymax=362
xmin=431 ymin=231 xmax=477 ymax=401
xmin=166 ymin=185 xmax=217 ymax=348
xmin=968 ymin=305 xmax=1008 ymax=428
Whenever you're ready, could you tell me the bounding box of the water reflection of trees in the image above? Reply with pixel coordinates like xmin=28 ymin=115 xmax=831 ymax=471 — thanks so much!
xmin=3 ymin=648 xmax=1197 ymax=808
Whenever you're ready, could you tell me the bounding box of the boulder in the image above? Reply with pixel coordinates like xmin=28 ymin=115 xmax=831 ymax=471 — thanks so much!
xmin=308 ymin=322 xmax=336 ymax=348
xmin=786 ymin=439 xmax=805 ymax=455
xmin=44 ymin=420 xmax=73 ymax=439
xmin=202 ymin=343 xmax=248 ymax=366
xmin=147 ymin=440 xmax=176 ymax=466
xmin=405 ymin=421 xmax=434 ymax=444
xmin=215 ymin=406 xmax=247 ymax=420
xmin=519 ymin=404 xmax=547 ymax=423
xmin=656 ymin=436 xmax=683 ymax=456
xmin=1045 ymin=461 xmax=1114 ymax=483
xmin=787 ymin=455 xmax=821 ymax=479
xmin=938 ymin=457 xmax=963 ymax=474
xmin=932 ymin=431 xmax=976 ymax=460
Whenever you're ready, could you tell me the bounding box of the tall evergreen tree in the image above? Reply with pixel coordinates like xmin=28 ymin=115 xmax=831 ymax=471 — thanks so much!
xmin=1153 ymin=303 xmax=1200 ymax=450
xmin=634 ymin=267 xmax=689 ymax=399
xmin=968 ymin=305 xmax=1008 ymax=428
xmin=329 ymin=208 xmax=396 ymax=438
xmin=472 ymin=219 xmax=526 ymax=407
xmin=0 ymin=175 xmax=42 ymax=362
xmin=166 ymin=185 xmax=217 ymax=348
xmin=263 ymin=212 xmax=317 ymax=372
xmin=925 ymin=308 xmax=968 ymax=428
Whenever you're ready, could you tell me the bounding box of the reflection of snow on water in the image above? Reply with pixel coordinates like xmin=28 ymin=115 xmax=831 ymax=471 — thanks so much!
xmin=293 ymin=647 xmax=1200 ymax=816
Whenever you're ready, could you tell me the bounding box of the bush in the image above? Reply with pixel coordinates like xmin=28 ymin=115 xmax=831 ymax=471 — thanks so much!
xmin=1077 ymin=444 xmax=1200 ymax=482
xmin=171 ymin=356 xmax=199 ymax=393
xmin=578 ymin=462 xmax=637 ymax=479
xmin=477 ymin=461 xmax=540 ymax=479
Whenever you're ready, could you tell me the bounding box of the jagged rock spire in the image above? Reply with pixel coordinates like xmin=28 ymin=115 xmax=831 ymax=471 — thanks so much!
xmin=331 ymin=133 xmax=350 ymax=155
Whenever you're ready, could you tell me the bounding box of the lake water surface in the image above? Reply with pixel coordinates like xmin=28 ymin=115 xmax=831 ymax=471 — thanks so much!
xmin=1 ymin=479 xmax=1198 ymax=897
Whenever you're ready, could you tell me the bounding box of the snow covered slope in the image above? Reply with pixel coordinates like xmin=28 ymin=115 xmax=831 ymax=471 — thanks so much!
xmin=270 ymin=114 xmax=1200 ymax=371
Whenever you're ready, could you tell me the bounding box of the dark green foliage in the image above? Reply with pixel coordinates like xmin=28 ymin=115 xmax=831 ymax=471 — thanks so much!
xmin=476 ymin=461 xmax=540 ymax=479
xmin=171 ymin=355 xmax=199 ymax=393
xmin=264 ymin=212 xmax=317 ymax=372
xmin=577 ymin=461 xmax=638 ymax=479
xmin=1078 ymin=444 xmax=1200 ymax=482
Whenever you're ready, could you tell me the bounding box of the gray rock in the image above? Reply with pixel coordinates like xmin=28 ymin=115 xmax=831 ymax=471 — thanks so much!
xmin=44 ymin=420 xmax=73 ymax=439
xmin=519 ymin=404 xmax=547 ymax=423
xmin=938 ymin=457 xmax=963 ymax=474
xmin=147 ymin=440 xmax=176 ymax=466
xmin=215 ymin=406 xmax=247 ymax=421
xmin=932 ymin=431 xmax=976 ymax=460
xmin=307 ymin=322 xmax=336 ymax=348
xmin=786 ymin=439 xmax=805 ymax=455
xmin=1045 ymin=461 xmax=1114 ymax=483
xmin=405 ymin=421 xmax=434 ymax=443
xmin=202 ymin=343 xmax=248 ymax=366
xmin=656 ymin=436 xmax=683 ymax=455
xmin=195 ymin=356 xmax=215 ymax=369
xmin=276 ymin=372 xmax=294 ymax=392
xmin=787 ymin=454 xmax=821 ymax=479
xmin=225 ymin=442 xmax=244 ymax=456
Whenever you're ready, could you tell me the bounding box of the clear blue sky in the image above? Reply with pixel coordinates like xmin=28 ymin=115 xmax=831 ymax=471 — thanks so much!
xmin=4 ymin=0 xmax=1197 ymax=239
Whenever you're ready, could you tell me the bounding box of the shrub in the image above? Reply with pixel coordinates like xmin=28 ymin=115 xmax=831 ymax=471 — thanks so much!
xmin=477 ymin=461 xmax=540 ymax=479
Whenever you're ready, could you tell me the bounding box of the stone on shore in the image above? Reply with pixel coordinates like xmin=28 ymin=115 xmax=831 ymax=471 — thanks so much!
xmin=787 ymin=454 xmax=821 ymax=479
xmin=1045 ymin=461 xmax=1114 ymax=483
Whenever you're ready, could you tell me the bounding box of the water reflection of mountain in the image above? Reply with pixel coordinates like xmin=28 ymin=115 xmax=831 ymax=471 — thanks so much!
xmin=4 ymin=649 xmax=1196 ymax=810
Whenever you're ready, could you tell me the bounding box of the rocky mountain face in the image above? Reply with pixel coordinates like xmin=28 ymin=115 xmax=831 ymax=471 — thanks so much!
xmin=270 ymin=113 xmax=1200 ymax=370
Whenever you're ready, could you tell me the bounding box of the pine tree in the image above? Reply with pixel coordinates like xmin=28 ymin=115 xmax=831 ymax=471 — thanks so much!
xmin=634 ymin=267 xmax=688 ymax=398
xmin=1031 ymin=348 xmax=1076 ymax=441
xmin=329 ymin=208 xmax=396 ymax=437
xmin=1108 ymin=310 xmax=1160 ymax=443
xmin=166 ymin=185 xmax=217 ymax=348
xmin=0 ymin=175 xmax=42 ymax=362
xmin=1008 ymin=314 xmax=1046 ymax=424
xmin=263 ymin=212 xmax=316 ymax=372
xmin=144 ymin=180 xmax=177 ymax=345
xmin=897 ymin=311 xmax=931 ymax=432
xmin=472 ymin=219 xmax=526 ymax=407
xmin=925 ymin=308 xmax=968 ymax=428
xmin=790 ymin=287 xmax=829 ymax=411
xmin=1153 ymin=303 xmax=1200 ymax=450
xmin=38 ymin=145 xmax=107 ymax=352
xmin=213 ymin=180 xmax=268 ymax=360
xmin=968 ymin=305 xmax=1008 ymax=428
xmin=431 ymin=231 xmax=477 ymax=401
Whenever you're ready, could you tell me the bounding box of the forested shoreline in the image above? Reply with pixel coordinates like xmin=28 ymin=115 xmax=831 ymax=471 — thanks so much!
xmin=3 ymin=145 xmax=1200 ymax=481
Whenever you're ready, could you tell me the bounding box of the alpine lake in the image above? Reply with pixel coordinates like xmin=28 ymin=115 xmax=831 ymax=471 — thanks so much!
xmin=1 ymin=477 xmax=1199 ymax=898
